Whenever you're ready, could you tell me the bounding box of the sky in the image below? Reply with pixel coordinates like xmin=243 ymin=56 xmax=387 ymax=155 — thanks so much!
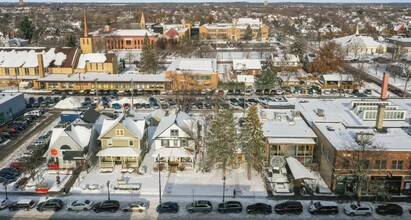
xmin=8 ymin=0 xmax=411 ymax=3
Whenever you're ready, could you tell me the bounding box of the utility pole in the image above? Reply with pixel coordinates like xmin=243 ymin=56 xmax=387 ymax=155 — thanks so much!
xmin=158 ymin=154 xmax=162 ymax=203
xmin=106 ymin=180 xmax=110 ymax=201
xmin=15 ymin=72 xmax=20 ymax=93
xmin=222 ymin=176 xmax=226 ymax=202
xmin=131 ymin=79 xmax=134 ymax=110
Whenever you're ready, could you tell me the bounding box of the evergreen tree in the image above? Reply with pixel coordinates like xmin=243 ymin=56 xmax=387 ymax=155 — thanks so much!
xmin=202 ymin=109 xmax=238 ymax=175
xmin=290 ymin=38 xmax=305 ymax=61
xmin=140 ymin=34 xmax=158 ymax=74
xmin=240 ymin=105 xmax=266 ymax=180
xmin=244 ymin=25 xmax=253 ymax=41
xmin=256 ymin=67 xmax=277 ymax=89
xmin=65 ymin=34 xmax=77 ymax=47
xmin=256 ymin=27 xmax=262 ymax=41
xmin=19 ymin=16 xmax=36 ymax=43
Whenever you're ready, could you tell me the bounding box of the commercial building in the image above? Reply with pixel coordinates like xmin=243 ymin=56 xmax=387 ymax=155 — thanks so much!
xmin=166 ymin=58 xmax=218 ymax=90
xmin=199 ymin=18 xmax=269 ymax=42
xmin=0 ymin=93 xmax=26 ymax=126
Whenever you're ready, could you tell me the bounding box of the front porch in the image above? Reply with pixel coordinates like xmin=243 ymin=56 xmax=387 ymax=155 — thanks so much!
xmin=97 ymin=147 xmax=141 ymax=170
xmin=151 ymin=147 xmax=194 ymax=172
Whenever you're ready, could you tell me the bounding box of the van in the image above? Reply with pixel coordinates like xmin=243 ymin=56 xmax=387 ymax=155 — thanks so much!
xmin=24 ymin=110 xmax=41 ymax=117
xmin=309 ymin=201 xmax=338 ymax=215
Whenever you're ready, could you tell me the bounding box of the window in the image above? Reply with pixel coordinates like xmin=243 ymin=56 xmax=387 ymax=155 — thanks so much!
xmin=391 ymin=160 xmax=403 ymax=170
xmin=115 ymin=129 xmax=124 ymax=136
xmin=173 ymin=140 xmax=178 ymax=147
xmin=24 ymin=68 xmax=29 ymax=76
xmin=170 ymin=129 xmax=179 ymax=137
xmin=107 ymin=139 xmax=113 ymax=146
xmin=361 ymin=160 xmax=370 ymax=169
xmin=161 ymin=140 xmax=169 ymax=147
xmin=14 ymin=68 xmax=20 ymax=75
xmin=374 ymin=160 xmax=387 ymax=169
xmin=181 ymin=140 xmax=187 ymax=147
xmin=129 ymin=140 xmax=134 ymax=146
xmin=342 ymin=159 xmax=350 ymax=169
xmin=126 ymin=40 xmax=132 ymax=45
xmin=5 ymin=68 xmax=10 ymax=75
xmin=34 ymin=68 xmax=39 ymax=75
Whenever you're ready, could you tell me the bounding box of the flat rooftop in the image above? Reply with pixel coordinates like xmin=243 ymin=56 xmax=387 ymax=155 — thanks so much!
xmin=315 ymin=122 xmax=411 ymax=151
xmin=0 ymin=93 xmax=24 ymax=105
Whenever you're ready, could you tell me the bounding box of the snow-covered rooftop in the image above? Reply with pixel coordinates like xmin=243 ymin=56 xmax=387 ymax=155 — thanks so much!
xmin=0 ymin=48 xmax=67 ymax=68
xmin=321 ymin=74 xmax=354 ymax=82
xmin=334 ymin=34 xmax=384 ymax=48
xmin=108 ymin=29 xmax=157 ymax=37
xmin=315 ymin=122 xmax=411 ymax=151
xmin=166 ymin=59 xmax=218 ymax=74
xmin=232 ymin=59 xmax=261 ymax=70
xmin=37 ymin=72 xmax=170 ymax=83
xmin=76 ymin=53 xmax=107 ymax=69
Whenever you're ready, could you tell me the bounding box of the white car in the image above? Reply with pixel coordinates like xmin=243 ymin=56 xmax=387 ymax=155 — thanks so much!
xmin=0 ymin=198 xmax=10 ymax=210
xmin=121 ymin=201 xmax=149 ymax=212
xmin=66 ymin=199 xmax=93 ymax=211
xmin=344 ymin=202 xmax=372 ymax=216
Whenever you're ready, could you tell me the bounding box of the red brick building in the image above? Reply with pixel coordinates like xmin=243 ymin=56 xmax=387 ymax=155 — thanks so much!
xmin=104 ymin=29 xmax=157 ymax=50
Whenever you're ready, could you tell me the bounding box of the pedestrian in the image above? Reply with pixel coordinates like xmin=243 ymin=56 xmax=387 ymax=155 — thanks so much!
xmin=233 ymin=189 xmax=236 ymax=198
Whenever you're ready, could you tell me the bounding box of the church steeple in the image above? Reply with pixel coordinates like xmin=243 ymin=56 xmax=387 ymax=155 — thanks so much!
xmin=140 ymin=12 xmax=146 ymax=29
xmin=80 ymin=11 xmax=93 ymax=53
xmin=83 ymin=12 xmax=88 ymax=37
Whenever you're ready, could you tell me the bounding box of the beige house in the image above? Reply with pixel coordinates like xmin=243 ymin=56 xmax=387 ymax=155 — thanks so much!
xmin=97 ymin=113 xmax=146 ymax=171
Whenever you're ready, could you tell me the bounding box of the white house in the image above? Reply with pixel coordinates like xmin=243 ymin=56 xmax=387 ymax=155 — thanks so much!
xmin=150 ymin=112 xmax=203 ymax=172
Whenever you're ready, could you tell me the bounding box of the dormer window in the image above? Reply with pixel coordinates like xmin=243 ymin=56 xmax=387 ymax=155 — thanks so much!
xmin=115 ymin=129 xmax=124 ymax=136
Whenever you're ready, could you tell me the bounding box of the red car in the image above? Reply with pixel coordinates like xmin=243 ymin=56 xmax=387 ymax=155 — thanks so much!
xmin=10 ymin=162 xmax=25 ymax=171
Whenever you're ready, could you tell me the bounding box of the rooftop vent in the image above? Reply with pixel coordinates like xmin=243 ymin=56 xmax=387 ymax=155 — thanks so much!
xmin=326 ymin=126 xmax=335 ymax=131
xmin=316 ymin=108 xmax=324 ymax=117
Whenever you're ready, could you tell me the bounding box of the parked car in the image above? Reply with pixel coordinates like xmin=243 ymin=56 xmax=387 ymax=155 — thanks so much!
xmin=344 ymin=202 xmax=372 ymax=216
xmin=0 ymin=198 xmax=10 ymax=210
xmin=274 ymin=201 xmax=303 ymax=215
xmin=9 ymin=199 xmax=36 ymax=211
xmin=93 ymin=200 xmax=120 ymax=213
xmin=156 ymin=202 xmax=179 ymax=213
xmin=309 ymin=201 xmax=339 ymax=215
xmin=36 ymin=199 xmax=64 ymax=212
xmin=376 ymin=203 xmax=403 ymax=216
xmin=246 ymin=203 xmax=272 ymax=215
xmin=186 ymin=200 xmax=213 ymax=213
xmin=217 ymin=201 xmax=242 ymax=213
xmin=121 ymin=201 xmax=149 ymax=212
xmin=67 ymin=199 xmax=93 ymax=211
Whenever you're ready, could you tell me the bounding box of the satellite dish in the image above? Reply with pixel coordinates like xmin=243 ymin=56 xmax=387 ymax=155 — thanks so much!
xmin=270 ymin=156 xmax=285 ymax=169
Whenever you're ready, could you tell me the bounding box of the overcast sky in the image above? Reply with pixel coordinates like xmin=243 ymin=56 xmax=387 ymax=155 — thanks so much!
xmin=7 ymin=0 xmax=411 ymax=3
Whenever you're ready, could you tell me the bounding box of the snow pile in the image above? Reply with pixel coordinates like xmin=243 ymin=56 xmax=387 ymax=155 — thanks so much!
xmin=54 ymin=97 xmax=82 ymax=109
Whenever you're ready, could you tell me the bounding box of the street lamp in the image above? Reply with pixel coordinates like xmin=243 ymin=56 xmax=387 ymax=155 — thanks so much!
xmin=106 ymin=180 xmax=110 ymax=201
xmin=158 ymin=154 xmax=162 ymax=203
xmin=3 ymin=182 xmax=8 ymax=199
xmin=222 ymin=176 xmax=226 ymax=202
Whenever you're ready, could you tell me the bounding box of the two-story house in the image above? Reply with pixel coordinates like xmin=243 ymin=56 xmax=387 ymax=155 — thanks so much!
xmin=150 ymin=112 xmax=203 ymax=172
xmin=96 ymin=113 xmax=146 ymax=171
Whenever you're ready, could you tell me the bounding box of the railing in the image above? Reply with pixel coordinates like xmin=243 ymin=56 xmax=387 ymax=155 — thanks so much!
xmin=99 ymin=162 xmax=114 ymax=168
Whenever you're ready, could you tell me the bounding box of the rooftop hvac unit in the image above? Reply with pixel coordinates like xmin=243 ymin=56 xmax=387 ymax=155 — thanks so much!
xmin=316 ymin=108 xmax=324 ymax=117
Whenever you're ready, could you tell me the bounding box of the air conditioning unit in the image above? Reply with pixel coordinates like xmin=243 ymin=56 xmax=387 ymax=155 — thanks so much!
xmin=316 ymin=108 xmax=324 ymax=117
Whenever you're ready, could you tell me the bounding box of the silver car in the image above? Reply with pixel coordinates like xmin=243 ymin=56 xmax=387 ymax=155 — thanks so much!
xmin=122 ymin=201 xmax=149 ymax=212
xmin=67 ymin=200 xmax=93 ymax=211
xmin=344 ymin=202 xmax=372 ymax=216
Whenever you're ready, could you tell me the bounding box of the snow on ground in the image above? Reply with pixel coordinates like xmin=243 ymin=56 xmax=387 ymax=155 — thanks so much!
xmin=54 ymin=97 xmax=82 ymax=109
xmin=352 ymin=62 xmax=411 ymax=94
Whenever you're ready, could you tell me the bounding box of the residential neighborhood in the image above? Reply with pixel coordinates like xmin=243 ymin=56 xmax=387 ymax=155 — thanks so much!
xmin=0 ymin=1 xmax=411 ymax=220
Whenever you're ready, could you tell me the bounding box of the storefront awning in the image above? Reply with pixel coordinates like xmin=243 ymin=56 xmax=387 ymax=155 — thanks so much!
xmin=151 ymin=147 xmax=194 ymax=158
xmin=286 ymin=157 xmax=315 ymax=180
xmin=97 ymin=147 xmax=141 ymax=157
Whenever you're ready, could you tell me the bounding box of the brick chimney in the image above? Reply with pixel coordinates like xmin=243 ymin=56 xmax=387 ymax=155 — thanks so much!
xmin=381 ymin=72 xmax=389 ymax=100
xmin=37 ymin=53 xmax=45 ymax=78
xmin=376 ymin=104 xmax=386 ymax=130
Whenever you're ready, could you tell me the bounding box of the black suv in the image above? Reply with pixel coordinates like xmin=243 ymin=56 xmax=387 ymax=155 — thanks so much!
xmin=186 ymin=200 xmax=213 ymax=213
xmin=93 ymin=200 xmax=120 ymax=213
xmin=217 ymin=201 xmax=242 ymax=213
xmin=309 ymin=201 xmax=339 ymax=215
xmin=156 ymin=202 xmax=179 ymax=213
xmin=36 ymin=199 xmax=64 ymax=212
xmin=376 ymin=203 xmax=403 ymax=216
xmin=246 ymin=203 xmax=272 ymax=215
xmin=275 ymin=201 xmax=303 ymax=215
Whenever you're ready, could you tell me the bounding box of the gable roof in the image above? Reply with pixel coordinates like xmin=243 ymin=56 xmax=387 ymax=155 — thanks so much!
xmin=152 ymin=111 xmax=198 ymax=139
xmin=49 ymin=124 xmax=92 ymax=150
xmin=98 ymin=114 xmax=145 ymax=139
xmin=80 ymin=108 xmax=101 ymax=123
